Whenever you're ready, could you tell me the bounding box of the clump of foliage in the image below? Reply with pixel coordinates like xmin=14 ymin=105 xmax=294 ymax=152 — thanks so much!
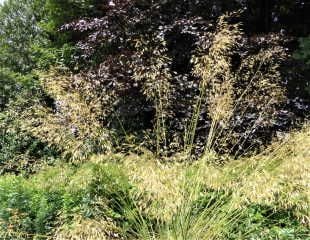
xmin=1 ymin=1 xmax=309 ymax=164
xmin=294 ymin=36 xmax=310 ymax=66
xmin=0 ymin=162 xmax=148 ymax=239
xmin=22 ymin=69 xmax=112 ymax=161
xmin=0 ymin=1 xmax=309 ymax=239
xmin=0 ymin=0 xmax=41 ymax=73
xmin=228 ymin=204 xmax=309 ymax=240
xmin=293 ymin=36 xmax=310 ymax=96
xmin=0 ymin=69 xmax=56 ymax=174
xmin=0 ymin=69 xmax=19 ymax=111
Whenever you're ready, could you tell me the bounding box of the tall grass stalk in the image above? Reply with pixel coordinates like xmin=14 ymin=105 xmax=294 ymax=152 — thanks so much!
xmin=183 ymin=13 xmax=241 ymax=158
xmin=184 ymin=85 xmax=206 ymax=156
xmin=155 ymin=87 xmax=168 ymax=156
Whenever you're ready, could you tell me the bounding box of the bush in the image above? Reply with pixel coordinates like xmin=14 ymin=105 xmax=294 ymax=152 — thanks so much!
xmin=0 ymin=125 xmax=309 ymax=240
xmin=228 ymin=204 xmax=310 ymax=240
xmin=0 ymin=175 xmax=62 ymax=238
xmin=0 ymin=70 xmax=57 ymax=174
xmin=294 ymin=36 xmax=310 ymax=66
xmin=0 ymin=0 xmax=44 ymax=73
xmin=0 ymin=162 xmax=149 ymax=239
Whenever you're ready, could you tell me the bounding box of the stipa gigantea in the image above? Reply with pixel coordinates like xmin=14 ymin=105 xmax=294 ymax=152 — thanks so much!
xmin=21 ymin=69 xmax=112 ymax=162
xmin=184 ymin=12 xmax=286 ymax=159
xmin=213 ymin=46 xmax=286 ymax=156
xmin=184 ymin=13 xmax=242 ymax=158
xmin=132 ymin=36 xmax=172 ymax=156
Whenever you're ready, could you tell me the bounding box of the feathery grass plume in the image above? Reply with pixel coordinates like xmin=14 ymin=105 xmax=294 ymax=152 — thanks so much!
xmin=155 ymin=166 xmax=243 ymax=240
xmin=192 ymin=124 xmax=310 ymax=227
xmin=53 ymin=216 xmax=122 ymax=240
xmin=110 ymin=152 xmax=184 ymax=223
xmin=21 ymin=69 xmax=111 ymax=161
xmin=219 ymin=46 xmax=287 ymax=156
xmin=0 ymin=229 xmax=49 ymax=240
xmin=130 ymin=126 xmax=309 ymax=239
xmin=185 ymin=12 xmax=242 ymax=157
xmin=88 ymin=153 xmax=243 ymax=240
xmin=185 ymin=12 xmax=287 ymax=159
xmin=132 ymin=35 xmax=172 ymax=156
xmin=230 ymin=124 xmax=310 ymax=226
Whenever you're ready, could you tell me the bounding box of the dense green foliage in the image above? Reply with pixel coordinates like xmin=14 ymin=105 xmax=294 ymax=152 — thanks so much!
xmin=295 ymin=36 xmax=310 ymax=65
xmin=0 ymin=0 xmax=41 ymax=72
xmin=294 ymin=36 xmax=310 ymax=96
xmin=0 ymin=69 xmax=57 ymax=174
xmin=0 ymin=162 xmax=141 ymax=238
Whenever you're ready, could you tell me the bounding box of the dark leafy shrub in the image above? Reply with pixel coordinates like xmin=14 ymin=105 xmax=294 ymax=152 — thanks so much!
xmin=8 ymin=1 xmax=307 ymax=160
xmin=0 ymin=175 xmax=62 ymax=238
xmin=38 ymin=6 xmax=289 ymax=158
xmin=293 ymin=36 xmax=310 ymax=97
xmin=294 ymin=36 xmax=310 ymax=66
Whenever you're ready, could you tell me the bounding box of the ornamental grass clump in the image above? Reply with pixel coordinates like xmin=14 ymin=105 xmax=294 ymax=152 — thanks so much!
xmin=185 ymin=13 xmax=286 ymax=159
xmin=22 ymin=69 xmax=112 ymax=161
xmin=132 ymin=35 xmax=172 ymax=156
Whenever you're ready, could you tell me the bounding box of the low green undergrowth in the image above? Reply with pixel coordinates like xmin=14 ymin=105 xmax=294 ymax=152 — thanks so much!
xmin=0 ymin=163 xmax=151 ymax=239
xmin=230 ymin=204 xmax=309 ymax=240
xmin=0 ymin=126 xmax=309 ymax=239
